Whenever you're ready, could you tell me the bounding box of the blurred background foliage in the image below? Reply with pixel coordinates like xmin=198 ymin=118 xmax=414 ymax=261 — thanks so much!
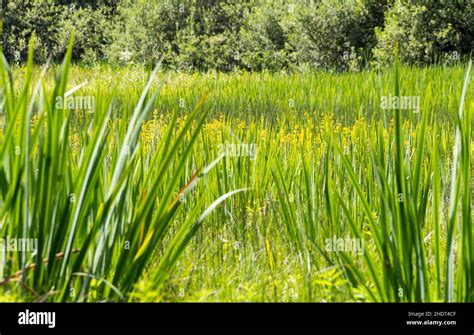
xmin=1 ymin=0 xmax=473 ymax=71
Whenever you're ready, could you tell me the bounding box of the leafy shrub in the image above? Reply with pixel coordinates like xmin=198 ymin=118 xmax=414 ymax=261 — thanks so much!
xmin=238 ymin=2 xmax=298 ymax=72
xmin=60 ymin=6 xmax=113 ymax=65
xmin=2 ymin=0 xmax=119 ymax=64
xmin=1 ymin=0 xmax=473 ymax=70
xmin=298 ymin=0 xmax=370 ymax=71
xmin=105 ymin=0 xmax=188 ymax=66
xmin=173 ymin=1 xmax=249 ymax=72
xmin=373 ymin=0 xmax=474 ymax=66
xmin=2 ymin=0 xmax=65 ymax=63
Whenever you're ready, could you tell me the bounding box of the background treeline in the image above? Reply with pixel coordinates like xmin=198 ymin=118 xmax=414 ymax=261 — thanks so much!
xmin=1 ymin=0 xmax=473 ymax=71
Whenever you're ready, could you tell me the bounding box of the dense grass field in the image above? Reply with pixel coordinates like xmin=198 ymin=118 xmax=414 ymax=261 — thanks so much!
xmin=0 ymin=40 xmax=472 ymax=302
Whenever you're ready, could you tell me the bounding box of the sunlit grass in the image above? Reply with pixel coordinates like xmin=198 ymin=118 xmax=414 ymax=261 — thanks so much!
xmin=0 ymin=37 xmax=472 ymax=302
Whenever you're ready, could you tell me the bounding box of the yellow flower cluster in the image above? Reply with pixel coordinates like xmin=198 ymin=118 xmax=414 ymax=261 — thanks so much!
xmin=64 ymin=113 xmax=445 ymax=161
xmin=140 ymin=118 xmax=161 ymax=154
